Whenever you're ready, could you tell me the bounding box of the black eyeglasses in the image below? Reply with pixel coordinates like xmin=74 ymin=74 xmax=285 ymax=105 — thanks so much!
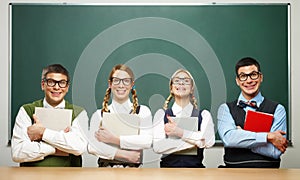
xmin=237 ymin=71 xmax=261 ymax=81
xmin=43 ymin=78 xmax=69 ymax=88
xmin=172 ymin=77 xmax=192 ymax=85
xmin=111 ymin=77 xmax=132 ymax=86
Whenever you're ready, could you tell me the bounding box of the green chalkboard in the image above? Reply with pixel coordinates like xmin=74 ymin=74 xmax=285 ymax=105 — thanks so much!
xmin=10 ymin=3 xmax=290 ymax=142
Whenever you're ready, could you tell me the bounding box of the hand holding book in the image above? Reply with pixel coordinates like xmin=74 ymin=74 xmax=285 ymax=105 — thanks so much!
xmin=164 ymin=115 xmax=184 ymax=138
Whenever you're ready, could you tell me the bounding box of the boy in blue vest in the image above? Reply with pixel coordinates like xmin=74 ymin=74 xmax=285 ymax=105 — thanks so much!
xmin=11 ymin=64 xmax=88 ymax=167
xmin=217 ymin=57 xmax=288 ymax=168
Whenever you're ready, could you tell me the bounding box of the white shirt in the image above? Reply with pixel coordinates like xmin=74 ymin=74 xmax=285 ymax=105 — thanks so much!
xmin=11 ymin=99 xmax=88 ymax=163
xmin=87 ymin=99 xmax=153 ymax=160
xmin=152 ymin=102 xmax=215 ymax=154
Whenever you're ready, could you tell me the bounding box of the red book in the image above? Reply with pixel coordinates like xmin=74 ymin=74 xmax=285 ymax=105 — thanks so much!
xmin=244 ymin=110 xmax=274 ymax=132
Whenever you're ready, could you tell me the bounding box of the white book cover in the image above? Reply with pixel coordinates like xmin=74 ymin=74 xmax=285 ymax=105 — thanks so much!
xmin=172 ymin=116 xmax=198 ymax=155
xmin=102 ymin=113 xmax=140 ymax=136
xmin=35 ymin=107 xmax=72 ymax=131
xmin=169 ymin=116 xmax=198 ymax=139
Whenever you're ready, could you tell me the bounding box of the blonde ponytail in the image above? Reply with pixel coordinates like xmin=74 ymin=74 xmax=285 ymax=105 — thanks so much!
xmin=163 ymin=94 xmax=173 ymax=110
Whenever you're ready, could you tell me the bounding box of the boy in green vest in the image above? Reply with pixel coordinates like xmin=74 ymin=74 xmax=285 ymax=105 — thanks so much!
xmin=11 ymin=64 xmax=88 ymax=167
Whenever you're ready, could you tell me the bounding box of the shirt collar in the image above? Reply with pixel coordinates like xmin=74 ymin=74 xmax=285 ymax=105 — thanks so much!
xmin=172 ymin=102 xmax=193 ymax=117
xmin=110 ymin=99 xmax=132 ymax=113
xmin=43 ymin=98 xmax=65 ymax=109
xmin=237 ymin=91 xmax=264 ymax=108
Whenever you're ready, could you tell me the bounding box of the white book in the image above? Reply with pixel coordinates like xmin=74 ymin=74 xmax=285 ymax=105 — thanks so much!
xmin=35 ymin=107 xmax=72 ymax=131
xmin=101 ymin=113 xmax=140 ymax=136
xmin=167 ymin=116 xmax=198 ymax=155
xmin=169 ymin=116 xmax=198 ymax=139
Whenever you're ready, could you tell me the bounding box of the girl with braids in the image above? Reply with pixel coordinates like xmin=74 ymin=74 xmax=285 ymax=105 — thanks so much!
xmin=152 ymin=69 xmax=215 ymax=168
xmin=88 ymin=64 xmax=152 ymax=168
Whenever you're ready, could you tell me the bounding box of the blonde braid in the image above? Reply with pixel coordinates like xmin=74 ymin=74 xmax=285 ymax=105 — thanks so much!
xmin=163 ymin=94 xmax=173 ymax=110
xmin=190 ymin=94 xmax=198 ymax=109
xmin=131 ymin=88 xmax=139 ymax=114
xmin=101 ymin=87 xmax=111 ymax=114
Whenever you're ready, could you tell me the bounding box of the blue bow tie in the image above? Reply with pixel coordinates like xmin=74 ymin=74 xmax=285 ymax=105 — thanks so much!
xmin=238 ymin=100 xmax=258 ymax=109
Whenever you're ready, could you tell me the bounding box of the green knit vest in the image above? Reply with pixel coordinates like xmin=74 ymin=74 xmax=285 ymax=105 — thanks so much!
xmin=21 ymin=99 xmax=84 ymax=167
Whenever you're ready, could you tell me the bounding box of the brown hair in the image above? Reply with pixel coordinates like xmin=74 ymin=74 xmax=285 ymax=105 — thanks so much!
xmin=163 ymin=69 xmax=198 ymax=110
xmin=235 ymin=57 xmax=261 ymax=76
xmin=101 ymin=64 xmax=139 ymax=114
xmin=42 ymin=64 xmax=70 ymax=82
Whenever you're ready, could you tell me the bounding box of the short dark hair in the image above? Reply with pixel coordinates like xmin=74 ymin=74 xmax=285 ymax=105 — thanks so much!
xmin=41 ymin=64 xmax=70 ymax=81
xmin=235 ymin=57 xmax=261 ymax=76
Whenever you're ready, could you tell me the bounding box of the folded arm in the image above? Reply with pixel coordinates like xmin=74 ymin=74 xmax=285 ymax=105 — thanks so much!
xmin=251 ymin=104 xmax=288 ymax=158
xmin=217 ymin=103 xmax=286 ymax=159
xmin=41 ymin=110 xmax=88 ymax=156
xmin=153 ymin=109 xmax=215 ymax=154
xmin=11 ymin=107 xmax=56 ymax=163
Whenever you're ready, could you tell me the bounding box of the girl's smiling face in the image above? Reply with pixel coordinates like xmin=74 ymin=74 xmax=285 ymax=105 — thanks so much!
xmin=109 ymin=70 xmax=134 ymax=104
xmin=171 ymin=71 xmax=193 ymax=99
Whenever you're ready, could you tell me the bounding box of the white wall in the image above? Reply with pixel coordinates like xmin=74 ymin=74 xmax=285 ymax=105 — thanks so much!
xmin=1 ymin=0 xmax=299 ymax=168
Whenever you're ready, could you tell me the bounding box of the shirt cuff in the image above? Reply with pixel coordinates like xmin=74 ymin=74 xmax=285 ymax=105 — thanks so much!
xmin=87 ymin=143 xmax=118 ymax=160
xmin=182 ymin=129 xmax=201 ymax=140
xmin=39 ymin=141 xmax=56 ymax=155
xmin=119 ymin=135 xmax=152 ymax=150
xmin=256 ymin=132 xmax=268 ymax=144
xmin=42 ymin=128 xmax=57 ymax=142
